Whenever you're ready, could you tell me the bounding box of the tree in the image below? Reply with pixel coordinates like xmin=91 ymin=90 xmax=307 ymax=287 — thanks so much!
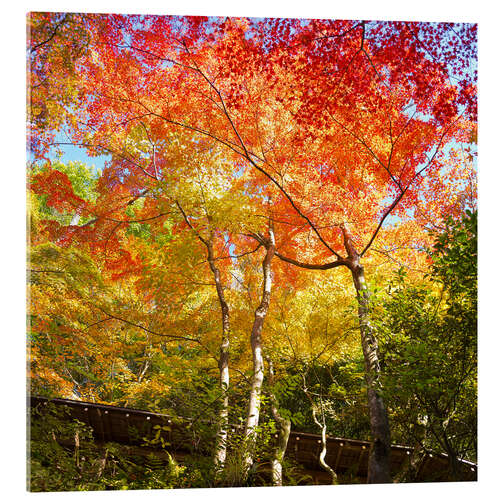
xmin=27 ymin=13 xmax=101 ymax=158
xmin=377 ymin=209 xmax=477 ymax=480
xmin=28 ymin=13 xmax=477 ymax=485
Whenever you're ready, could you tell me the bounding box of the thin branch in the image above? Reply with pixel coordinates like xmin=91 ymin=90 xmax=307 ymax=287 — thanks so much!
xmin=30 ymin=14 xmax=68 ymax=53
xmin=360 ymin=115 xmax=461 ymax=257
xmin=49 ymin=141 xmax=158 ymax=181
xmin=29 ymin=269 xmax=65 ymax=274
xmin=175 ymin=200 xmax=209 ymax=246
xmin=136 ymin=48 xmax=344 ymax=259
xmin=95 ymin=306 xmax=201 ymax=344
xmin=103 ymin=41 xmax=198 ymax=72
xmin=360 ymin=189 xmax=407 ymax=258
xmin=274 ymin=249 xmax=348 ymax=270
xmin=82 ymin=317 xmax=113 ymax=330
xmin=219 ymin=243 xmax=262 ymax=261
xmin=78 ymin=189 xmax=151 ymax=228
xmin=328 ymin=113 xmax=400 ymax=188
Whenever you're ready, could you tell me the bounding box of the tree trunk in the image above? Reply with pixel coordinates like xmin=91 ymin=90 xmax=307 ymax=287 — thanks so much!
xmin=351 ymin=262 xmax=392 ymax=483
xmin=176 ymin=202 xmax=232 ymax=470
xmin=207 ymin=241 xmax=231 ymax=470
xmin=303 ymin=377 xmax=337 ymax=484
xmin=394 ymin=441 xmax=426 ymax=483
xmin=340 ymin=224 xmax=391 ymax=483
xmin=441 ymin=429 xmax=460 ymax=481
xmin=267 ymin=357 xmax=291 ymax=486
xmin=242 ymin=230 xmax=275 ymax=476
xmin=317 ymin=420 xmax=337 ymax=484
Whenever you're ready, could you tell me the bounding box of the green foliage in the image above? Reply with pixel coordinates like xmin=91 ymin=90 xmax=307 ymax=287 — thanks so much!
xmin=275 ymin=359 xmax=370 ymax=441
xmin=376 ymin=209 xmax=477 ymax=469
xmin=29 ymin=242 xmax=104 ymax=290
xmin=430 ymin=209 xmax=477 ymax=327
xmin=29 ymin=404 xmax=189 ymax=491
xmin=29 ymin=160 xmax=99 ymax=225
xmin=50 ymin=160 xmax=99 ymax=203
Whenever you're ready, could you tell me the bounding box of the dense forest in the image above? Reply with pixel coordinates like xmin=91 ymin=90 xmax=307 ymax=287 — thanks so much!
xmin=27 ymin=13 xmax=477 ymax=491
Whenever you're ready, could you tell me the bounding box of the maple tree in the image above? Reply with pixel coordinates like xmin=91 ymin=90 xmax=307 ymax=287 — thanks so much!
xmin=27 ymin=12 xmax=477 ymax=488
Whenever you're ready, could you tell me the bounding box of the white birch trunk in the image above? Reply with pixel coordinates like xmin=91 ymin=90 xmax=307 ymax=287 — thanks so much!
xmin=242 ymin=229 xmax=275 ymax=477
xmin=175 ymin=202 xmax=231 ymax=471
xmin=207 ymin=241 xmax=231 ymax=470
xmin=303 ymin=378 xmax=337 ymax=484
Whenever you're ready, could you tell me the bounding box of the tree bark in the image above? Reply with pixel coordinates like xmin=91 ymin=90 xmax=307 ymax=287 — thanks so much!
xmin=242 ymin=229 xmax=275 ymax=476
xmin=206 ymin=240 xmax=231 ymax=470
xmin=441 ymin=429 xmax=460 ymax=481
xmin=176 ymin=202 xmax=232 ymax=471
xmin=303 ymin=377 xmax=338 ymax=484
xmin=351 ymin=262 xmax=392 ymax=483
xmin=342 ymin=225 xmax=392 ymax=483
xmin=267 ymin=357 xmax=291 ymax=486
xmin=317 ymin=418 xmax=337 ymax=484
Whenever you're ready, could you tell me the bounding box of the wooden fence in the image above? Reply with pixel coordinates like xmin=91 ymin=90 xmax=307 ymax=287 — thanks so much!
xmin=29 ymin=396 xmax=477 ymax=484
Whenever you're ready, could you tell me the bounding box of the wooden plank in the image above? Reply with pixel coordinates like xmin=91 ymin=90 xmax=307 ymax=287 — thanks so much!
xmin=28 ymin=396 xmax=477 ymax=482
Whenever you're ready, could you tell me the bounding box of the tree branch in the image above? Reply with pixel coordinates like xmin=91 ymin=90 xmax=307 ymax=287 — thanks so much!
xmin=94 ymin=306 xmax=202 ymax=344
xmin=274 ymin=250 xmax=347 ymax=270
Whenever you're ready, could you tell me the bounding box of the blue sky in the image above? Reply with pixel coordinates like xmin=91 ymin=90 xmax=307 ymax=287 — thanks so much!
xmin=50 ymin=140 xmax=109 ymax=173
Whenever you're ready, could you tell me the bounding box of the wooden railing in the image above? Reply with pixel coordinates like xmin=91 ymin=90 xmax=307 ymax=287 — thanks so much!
xmin=28 ymin=396 xmax=477 ymax=483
